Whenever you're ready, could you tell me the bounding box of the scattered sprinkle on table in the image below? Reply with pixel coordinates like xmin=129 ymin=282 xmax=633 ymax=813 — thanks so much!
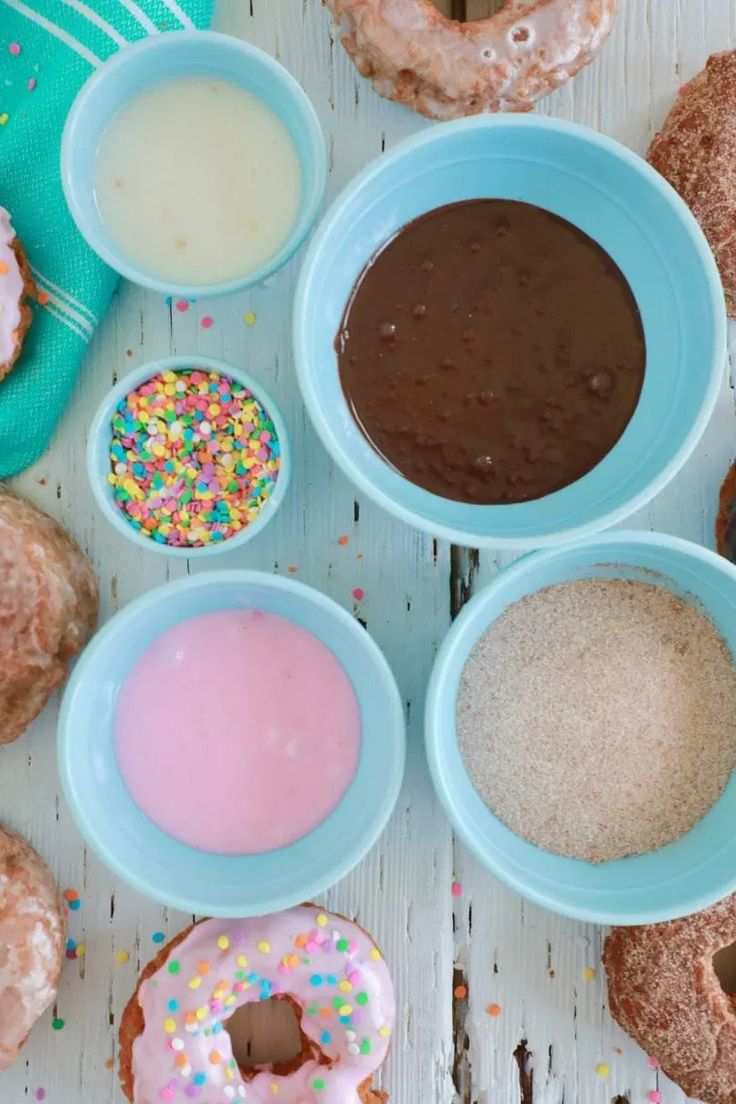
xmin=287 ymin=565 xmax=298 ymax=573
xmin=52 ymin=1018 xmax=65 ymax=1031
xmin=152 ymin=931 xmax=166 ymax=944
xmin=338 ymin=534 xmax=349 ymax=546
xmin=108 ymin=368 xmax=280 ymax=549
xmin=175 ymin=299 xmax=189 ymax=312
xmin=487 ymin=1003 xmax=502 ymax=1017
xmin=8 ymin=42 xmax=20 ymax=56
xmin=65 ymin=939 xmax=76 ymax=960
xmin=64 ymin=888 xmax=81 ymax=909
xmin=454 ymin=984 xmax=468 ymax=999
xmin=595 ymin=1063 xmax=610 ymax=1078
xmin=649 ymin=1093 xmax=662 ymax=1103
xmin=116 ymin=950 xmax=130 ymax=964
xmin=582 ymin=967 xmax=596 ymax=981
xmin=647 ymin=1056 xmax=660 ymax=1069
xmin=200 ymin=315 xmax=214 ymax=329
xmin=457 ymin=579 xmax=736 ymax=862
xmin=34 ymin=1089 xmax=46 ymax=1102
xmin=352 ymin=587 xmax=364 ymax=601
xmin=451 ymin=881 xmax=463 ymax=897
xmin=244 ymin=310 xmax=257 ymax=326
xmin=0 ymin=114 xmax=10 ymax=126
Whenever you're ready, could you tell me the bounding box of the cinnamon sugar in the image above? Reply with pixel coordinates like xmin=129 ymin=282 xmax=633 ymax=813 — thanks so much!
xmin=457 ymin=579 xmax=736 ymax=863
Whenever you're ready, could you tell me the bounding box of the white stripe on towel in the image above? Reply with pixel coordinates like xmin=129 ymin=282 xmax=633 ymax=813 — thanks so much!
xmin=61 ymin=0 xmax=127 ymax=46
xmin=43 ymin=301 xmax=92 ymax=342
xmin=161 ymin=0 xmax=194 ymax=29
xmin=41 ymin=290 xmax=95 ymax=338
xmin=31 ymin=267 xmax=99 ymax=327
xmin=116 ymin=0 xmax=158 ymax=33
xmin=0 ymin=0 xmax=101 ymax=65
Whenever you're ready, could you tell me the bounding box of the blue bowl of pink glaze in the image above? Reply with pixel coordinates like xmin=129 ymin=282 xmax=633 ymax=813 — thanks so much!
xmin=294 ymin=115 xmax=726 ymax=549
xmin=58 ymin=571 xmax=405 ymax=916
xmin=426 ymin=531 xmax=736 ymax=926
xmin=61 ymin=31 xmax=326 ymax=297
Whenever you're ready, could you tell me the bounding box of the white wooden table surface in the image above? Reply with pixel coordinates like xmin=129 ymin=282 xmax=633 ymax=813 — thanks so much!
xmin=3 ymin=1 xmax=736 ymax=1101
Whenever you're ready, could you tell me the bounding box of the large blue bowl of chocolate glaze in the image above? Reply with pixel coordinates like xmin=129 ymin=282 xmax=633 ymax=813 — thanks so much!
xmin=294 ymin=115 xmax=726 ymax=549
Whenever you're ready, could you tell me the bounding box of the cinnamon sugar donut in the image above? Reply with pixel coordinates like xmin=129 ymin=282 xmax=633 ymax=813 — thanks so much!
xmin=604 ymin=894 xmax=736 ymax=1104
xmin=0 ymin=487 xmax=98 ymax=744
xmin=648 ymin=50 xmax=736 ymax=317
xmin=119 ymin=908 xmax=394 ymax=1104
xmin=0 ymin=206 xmax=36 ymax=382
xmin=325 ymin=0 xmax=617 ymax=120
xmin=0 ymin=826 xmax=65 ymax=1070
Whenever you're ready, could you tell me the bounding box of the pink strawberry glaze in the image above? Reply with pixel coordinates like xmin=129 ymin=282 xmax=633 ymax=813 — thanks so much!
xmin=114 ymin=610 xmax=361 ymax=854
xmin=131 ymin=908 xmax=395 ymax=1104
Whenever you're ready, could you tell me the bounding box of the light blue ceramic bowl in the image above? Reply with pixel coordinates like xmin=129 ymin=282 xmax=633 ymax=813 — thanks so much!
xmin=87 ymin=355 xmax=291 ymax=558
xmin=61 ymin=31 xmax=326 ymax=297
xmin=294 ymin=116 xmax=726 ymax=549
xmin=58 ymin=571 xmax=405 ymax=916
xmin=426 ymin=531 xmax=736 ymax=925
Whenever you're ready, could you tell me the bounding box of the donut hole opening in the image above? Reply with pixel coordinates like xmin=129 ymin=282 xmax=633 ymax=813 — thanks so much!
xmin=713 ymin=942 xmax=736 ymax=998
xmin=226 ymin=997 xmax=304 ymax=1074
xmin=511 ymin=25 xmax=531 ymax=44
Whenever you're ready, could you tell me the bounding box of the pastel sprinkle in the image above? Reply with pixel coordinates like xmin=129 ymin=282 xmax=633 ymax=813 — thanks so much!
xmin=0 ymin=262 xmax=8 ymax=275
xmin=175 ymin=299 xmax=189 ymax=312
xmin=200 ymin=316 xmax=214 ymax=329
xmin=107 ymin=369 xmax=280 ymax=549
xmin=244 ymin=310 xmax=257 ymax=326
xmin=316 ymin=914 xmax=329 ymax=927
xmin=152 ymin=932 xmax=165 ymax=944
xmin=313 ymin=1080 xmax=325 ymax=1092
xmin=75 ymin=943 xmax=86 ymax=958
xmin=454 ymin=985 xmax=468 ymax=1000
xmin=167 ymin=961 xmax=181 ymax=974
xmin=356 ymin=992 xmax=369 ymax=1005
xmin=370 ymin=948 xmax=382 ymax=961
xmin=487 ymin=1003 xmax=502 ymax=1017
xmin=68 ymin=899 xmax=81 ymax=912
xmin=164 ymin=1018 xmax=176 ymax=1033
xmin=287 ymin=565 xmax=298 ymax=574
xmin=649 ymin=1094 xmax=662 ymax=1104
xmin=8 ymin=42 xmax=20 ymax=56
xmin=451 ymin=882 xmax=463 ymax=898
xmin=52 ymin=1018 xmax=65 ymax=1031
xmin=37 ymin=290 xmax=50 ymax=306
xmin=217 ymin=935 xmax=230 ymax=950
xmin=647 ymin=1057 xmax=660 ymax=1070
xmin=582 ymin=967 xmax=596 ymax=981
xmin=27 ymin=77 xmax=36 ymax=91
xmin=0 ymin=114 xmax=9 ymax=127
xmin=378 ymin=1026 xmax=390 ymax=1037
xmin=35 ymin=1090 xmax=46 ymax=1102
xmin=338 ymin=535 xmax=349 ymax=546
xmin=64 ymin=888 xmax=79 ymax=902
xmin=595 ymin=1063 xmax=610 ymax=1078
xmin=351 ymin=587 xmax=365 ymax=601
xmin=258 ymin=941 xmax=271 ymax=954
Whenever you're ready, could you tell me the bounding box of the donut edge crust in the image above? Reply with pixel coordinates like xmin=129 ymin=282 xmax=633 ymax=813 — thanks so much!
xmin=0 ymin=235 xmax=36 ymax=383
xmin=118 ymin=912 xmax=389 ymax=1103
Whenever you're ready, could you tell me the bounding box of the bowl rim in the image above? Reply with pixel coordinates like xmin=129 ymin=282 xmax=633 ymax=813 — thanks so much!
xmin=425 ymin=529 xmax=736 ymax=925
xmin=61 ymin=29 xmax=327 ymax=297
xmin=86 ymin=354 xmax=291 ymax=558
xmin=58 ymin=568 xmax=407 ymax=916
xmin=293 ymin=113 xmax=727 ymax=550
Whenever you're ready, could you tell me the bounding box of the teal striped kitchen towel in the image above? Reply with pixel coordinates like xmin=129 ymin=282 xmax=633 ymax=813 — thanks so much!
xmin=0 ymin=0 xmax=213 ymax=477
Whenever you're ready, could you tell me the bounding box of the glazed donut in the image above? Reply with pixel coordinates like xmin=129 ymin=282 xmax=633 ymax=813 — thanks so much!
xmin=0 ymin=826 xmax=65 ymax=1070
xmin=648 ymin=51 xmax=736 ymax=317
xmin=325 ymin=0 xmax=617 ymax=120
xmin=603 ymin=893 xmax=736 ymax=1104
xmin=119 ymin=906 xmax=395 ymax=1104
xmin=0 ymin=487 xmax=98 ymax=745
xmin=0 ymin=206 xmax=35 ymax=382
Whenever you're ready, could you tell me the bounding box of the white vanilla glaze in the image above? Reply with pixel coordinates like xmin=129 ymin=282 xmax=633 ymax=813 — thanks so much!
xmin=0 ymin=208 xmax=24 ymax=368
xmin=94 ymin=77 xmax=302 ymax=285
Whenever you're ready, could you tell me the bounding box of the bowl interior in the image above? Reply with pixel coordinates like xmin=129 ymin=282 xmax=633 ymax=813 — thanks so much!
xmin=59 ymin=572 xmax=405 ymax=915
xmin=295 ymin=118 xmax=724 ymax=545
xmin=63 ymin=32 xmax=325 ymax=292
xmin=426 ymin=534 xmax=736 ymax=924
xmin=87 ymin=356 xmax=291 ymax=558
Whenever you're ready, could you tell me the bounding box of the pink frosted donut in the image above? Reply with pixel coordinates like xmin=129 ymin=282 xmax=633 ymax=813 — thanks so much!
xmin=0 ymin=826 xmax=65 ymax=1070
xmin=120 ymin=907 xmax=395 ymax=1104
xmin=325 ymin=0 xmax=617 ymax=120
xmin=0 ymin=206 xmax=35 ymax=381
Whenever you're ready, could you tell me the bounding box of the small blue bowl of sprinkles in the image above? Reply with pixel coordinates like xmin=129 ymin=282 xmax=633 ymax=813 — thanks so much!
xmin=87 ymin=355 xmax=290 ymax=557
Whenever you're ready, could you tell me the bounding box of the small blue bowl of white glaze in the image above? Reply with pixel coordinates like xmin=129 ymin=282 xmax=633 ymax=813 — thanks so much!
xmin=426 ymin=531 xmax=736 ymax=926
xmin=61 ymin=31 xmax=326 ymax=297
xmin=294 ymin=115 xmax=726 ymax=549
xmin=58 ymin=570 xmax=405 ymax=916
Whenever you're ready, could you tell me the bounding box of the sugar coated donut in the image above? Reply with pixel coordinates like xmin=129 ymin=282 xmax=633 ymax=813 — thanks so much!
xmin=0 ymin=487 xmax=99 ymax=745
xmin=0 ymin=825 xmax=65 ymax=1070
xmin=119 ymin=907 xmax=395 ymax=1104
xmin=649 ymin=51 xmax=736 ymax=317
xmin=604 ymin=893 xmax=736 ymax=1104
xmin=0 ymin=206 xmax=35 ymax=382
xmin=325 ymin=0 xmax=617 ymax=120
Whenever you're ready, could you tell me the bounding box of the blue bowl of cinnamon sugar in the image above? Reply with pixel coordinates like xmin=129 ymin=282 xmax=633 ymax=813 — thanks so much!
xmin=426 ymin=531 xmax=736 ymax=925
